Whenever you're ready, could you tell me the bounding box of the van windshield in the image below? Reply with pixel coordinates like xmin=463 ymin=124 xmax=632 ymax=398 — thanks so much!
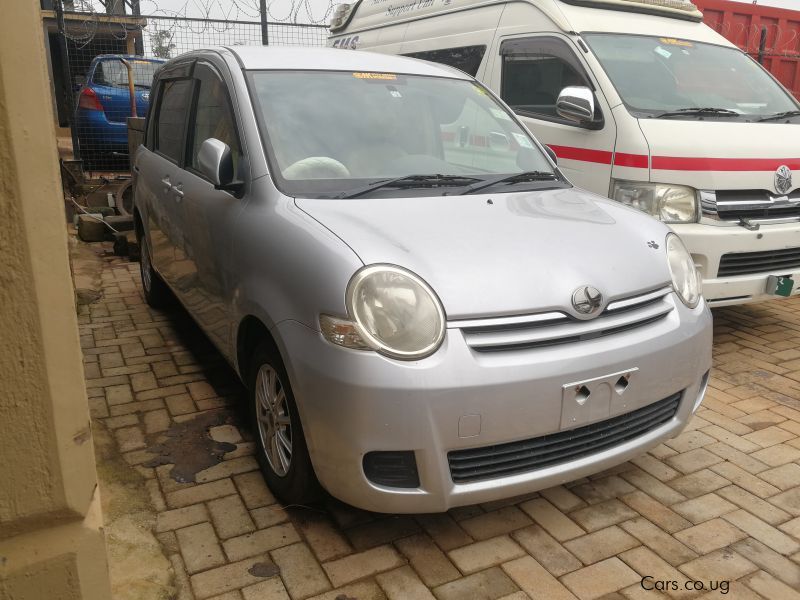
xmin=583 ymin=34 xmax=798 ymax=119
xmin=248 ymin=70 xmax=557 ymax=198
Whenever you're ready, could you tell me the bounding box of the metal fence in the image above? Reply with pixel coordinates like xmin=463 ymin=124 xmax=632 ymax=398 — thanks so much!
xmin=49 ymin=5 xmax=328 ymax=172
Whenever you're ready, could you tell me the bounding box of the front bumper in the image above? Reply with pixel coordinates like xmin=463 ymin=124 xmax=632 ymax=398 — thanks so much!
xmin=276 ymin=296 xmax=712 ymax=513
xmin=675 ymin=221 xmax=800 ymax=307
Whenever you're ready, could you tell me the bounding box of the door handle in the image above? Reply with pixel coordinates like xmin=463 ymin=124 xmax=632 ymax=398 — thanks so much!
xmin=161 ymin=176 xmax=171 ymax=192
xmin=172 ymin=184 xmax=184 ymax=200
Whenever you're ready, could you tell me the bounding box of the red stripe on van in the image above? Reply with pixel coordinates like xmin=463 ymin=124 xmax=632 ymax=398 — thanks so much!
xmin=652 ymin=156 xmax=800 ymax=171
xmin=547 ymin=145 xmax=613 ymax=165
xmin=614 ymin=153 xmax=649 ymax=169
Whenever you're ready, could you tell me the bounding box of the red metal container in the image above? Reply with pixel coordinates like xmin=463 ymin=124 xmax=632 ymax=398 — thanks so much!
xmin=694 ymin=0 xmax=800 ymax=99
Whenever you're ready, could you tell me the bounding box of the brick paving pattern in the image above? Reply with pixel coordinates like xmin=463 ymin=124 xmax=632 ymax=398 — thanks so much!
xmin=78 ymin=248 xmax=800 ymax=600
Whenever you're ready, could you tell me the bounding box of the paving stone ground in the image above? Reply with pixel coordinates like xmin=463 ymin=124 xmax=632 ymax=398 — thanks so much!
xmin=75 ymin=242 xmax=800 ymax=600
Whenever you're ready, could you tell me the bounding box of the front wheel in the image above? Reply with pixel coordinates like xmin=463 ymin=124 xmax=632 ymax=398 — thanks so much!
xmin=248 ymin=341 xmax=320 ymax=505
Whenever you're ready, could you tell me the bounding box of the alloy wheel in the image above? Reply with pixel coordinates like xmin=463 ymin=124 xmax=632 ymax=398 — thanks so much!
xmin=140 ymin=238 xmax=152 ymax=292
xmin=254 ymin=363 xmax=293 ymax=477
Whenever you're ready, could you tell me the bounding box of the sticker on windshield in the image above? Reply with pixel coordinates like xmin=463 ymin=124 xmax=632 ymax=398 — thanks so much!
xmin=491 ymin=108 xmax=512 ymax=121
xmin=654 ymin=46 xmax=672 ymax=59
xmin=389 ymin=89 xmax=403 ymax=98
xmin=353 ymin=72 xmax=397 ymax=80
xmin=659 ymin=38 xmax=693 ymax=47
xmin=512 ymin=133 xmax=534 ymax=149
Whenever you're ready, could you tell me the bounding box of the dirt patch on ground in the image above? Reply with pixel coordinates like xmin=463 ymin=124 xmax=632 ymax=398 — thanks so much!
xmin=93 ymin=421 xmax=174 ymax=600
xmin=145 ymin=410 xmax=237 ymax=483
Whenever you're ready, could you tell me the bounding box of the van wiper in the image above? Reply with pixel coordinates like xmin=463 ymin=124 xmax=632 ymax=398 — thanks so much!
xmin=338 ymin=174 xmax=481 ymax=199
xmin=758 ymin=110 xmax=800 ymax=122
xmin=651 ymin=107 xmax=741 ymax=119
xmin=458 ymin=171 xmax=559 ymax=195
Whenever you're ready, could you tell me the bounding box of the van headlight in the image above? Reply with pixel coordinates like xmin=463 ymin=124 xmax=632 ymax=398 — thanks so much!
xmin=321 ymin=265 xmax=446 ymax=360
xmin=612 ymin=181 xmax=698 ymax=223
xmin=666 ymin=233 xmax=701 ymax=308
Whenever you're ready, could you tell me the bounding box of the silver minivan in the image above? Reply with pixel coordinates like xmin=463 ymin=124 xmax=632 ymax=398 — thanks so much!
xmin=133 ymin=47 xmax=712 ymax=513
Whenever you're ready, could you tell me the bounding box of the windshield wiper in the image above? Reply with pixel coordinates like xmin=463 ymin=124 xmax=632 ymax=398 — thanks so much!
xmin=458 ymin=171 xmax=559 ymax=195
xmin=758 ymin=110 xmax=800 ymax=122
xmin=337 ymin=174 xmax=481 ymax=199
xmin=651 ymin=107 xmax=741 ymax=119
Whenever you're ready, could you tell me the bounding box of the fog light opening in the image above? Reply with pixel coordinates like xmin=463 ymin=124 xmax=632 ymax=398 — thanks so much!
xmin=615 ymin=375 xmax=630 ymax=395
xmin=693 ymin=370 xmax=710 ymax=413
xmin=363 ymin=451 xmax=420 ymax=489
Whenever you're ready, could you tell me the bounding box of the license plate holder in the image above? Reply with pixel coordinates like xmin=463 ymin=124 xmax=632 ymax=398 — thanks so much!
xmin=561 ymin=368 xmax=639 ymax=430
xmin=766 ymin=275 xmax=795 ymax=297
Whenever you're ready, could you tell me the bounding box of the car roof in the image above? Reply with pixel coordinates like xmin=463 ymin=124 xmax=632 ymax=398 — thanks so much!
xmin=93 ymin=54 xmax=165 ymax=62
xmin=223 ymin=46 xmax=471 ymax=79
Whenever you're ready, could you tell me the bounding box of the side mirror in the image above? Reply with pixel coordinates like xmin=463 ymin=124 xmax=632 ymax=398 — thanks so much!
xmin=556 ymin=86 xmax=595 ymax=123
xmin=198 ymin=138 xmax=242 ymax=192
xmin=488 ymin=131 xmax=511 ymax=151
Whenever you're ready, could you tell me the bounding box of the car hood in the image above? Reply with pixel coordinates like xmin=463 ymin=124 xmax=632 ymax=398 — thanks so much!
xmin=638 ymin=119 xmax=799 ymax=194
xmin=296 ymin=188 xmax=672 ymax=320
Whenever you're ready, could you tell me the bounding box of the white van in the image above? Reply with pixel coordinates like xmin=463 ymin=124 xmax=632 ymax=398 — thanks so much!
xmin=329 ymin=0 xmax=800 ymax=306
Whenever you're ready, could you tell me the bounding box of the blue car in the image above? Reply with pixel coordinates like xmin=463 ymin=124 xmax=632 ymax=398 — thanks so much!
xmin=74 ymin=55 xmax=164 ymax=171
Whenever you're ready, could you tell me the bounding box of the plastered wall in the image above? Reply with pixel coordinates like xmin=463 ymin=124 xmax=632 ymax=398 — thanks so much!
xmin=0 ymin=1 xmax=111 ymax=598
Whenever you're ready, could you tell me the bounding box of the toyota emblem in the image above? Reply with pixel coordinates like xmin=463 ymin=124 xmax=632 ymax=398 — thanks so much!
xmin=572 ymin=286 xmax=604 ymax=317
xmin=775 ymin=165 xmax=792 ymax=195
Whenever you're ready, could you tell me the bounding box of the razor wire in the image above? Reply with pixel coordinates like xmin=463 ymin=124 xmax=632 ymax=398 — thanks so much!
xmin=65 ymin=0 xmax=340 ymax=25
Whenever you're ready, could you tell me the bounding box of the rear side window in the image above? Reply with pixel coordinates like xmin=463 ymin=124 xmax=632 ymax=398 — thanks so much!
xmin=155 ymin=79 xmax=193 ymax=163
xmin=500 ymin=37 xmax=591 ymax=120
xmin=404 ymin=45 xmax=486 ymax=77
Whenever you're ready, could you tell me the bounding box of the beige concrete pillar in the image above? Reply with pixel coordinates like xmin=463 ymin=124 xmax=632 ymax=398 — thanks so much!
xmin=0 ymin=2 xmax=111 ymax=599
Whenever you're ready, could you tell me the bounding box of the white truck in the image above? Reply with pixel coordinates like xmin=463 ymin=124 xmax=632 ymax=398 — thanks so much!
xmin=329 ymin=0 xmax=800 ymax=306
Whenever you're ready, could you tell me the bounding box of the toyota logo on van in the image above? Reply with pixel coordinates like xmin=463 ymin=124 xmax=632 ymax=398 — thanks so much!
xmin=572 ymin=286 xmax=604 ymax=317
xmin=776 ymin=165 xmax=792 ymax=195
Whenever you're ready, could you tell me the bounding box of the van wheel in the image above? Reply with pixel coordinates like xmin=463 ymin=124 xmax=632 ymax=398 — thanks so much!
xmin=248 ymin=341 xmax=320 ymax=506
xmin=138 ymin=232 xmax=171 ymax=308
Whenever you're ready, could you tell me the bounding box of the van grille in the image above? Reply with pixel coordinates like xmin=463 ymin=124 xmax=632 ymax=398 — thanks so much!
xmin=453 ymin=287 xmax=673 ymax=352
xmin=718 ymin=247 xmax=800 ymax=277
xmin=448 ymin=392 xmax=682 ymax=483
xmin=701 ymin=189 xmax=800 ymax=222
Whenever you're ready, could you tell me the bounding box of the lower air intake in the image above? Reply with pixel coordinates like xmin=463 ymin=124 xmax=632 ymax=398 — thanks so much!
xmin=448 ymin=392 xmax=682 ymax=483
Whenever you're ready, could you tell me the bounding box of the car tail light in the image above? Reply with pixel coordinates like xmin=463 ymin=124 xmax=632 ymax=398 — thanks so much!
xmin=78 ymin=88 xmax=103 ymax=111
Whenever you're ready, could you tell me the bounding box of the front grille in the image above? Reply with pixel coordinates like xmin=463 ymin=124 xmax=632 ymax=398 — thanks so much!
xmin=453 ymin=287 xmax=673 ymax=352
xmin=718 ymin=247 xmax=800 ymax=277
xmin=701 ymin=189 xmax=800 ymax=222
xmin=448 ymin=392 xmax=682 ymax=484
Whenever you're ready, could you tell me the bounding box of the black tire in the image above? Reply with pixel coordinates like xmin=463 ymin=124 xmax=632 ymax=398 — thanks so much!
xmin=137 ymin=231 xmax=171 ymax=308
xmin=248 ymin=341 xmax=321 ymax=506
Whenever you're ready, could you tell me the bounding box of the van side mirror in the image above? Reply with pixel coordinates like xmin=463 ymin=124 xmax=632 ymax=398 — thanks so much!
xmin=198 ymin=138 xmax=242 ymax=193
xmin=488 ymin=131 xmax=511 ymax=151
xmin=556 ymin=86 xmax=595 ymax=123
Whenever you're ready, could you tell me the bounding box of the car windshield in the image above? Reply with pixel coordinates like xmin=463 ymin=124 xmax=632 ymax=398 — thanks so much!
xmin=583 ymin=34 xmax=798 ymax=119
xmin=248 ymin=70 xmax=557 ymax=198
xmin=94 ymin=59 xmax=161 ymax=88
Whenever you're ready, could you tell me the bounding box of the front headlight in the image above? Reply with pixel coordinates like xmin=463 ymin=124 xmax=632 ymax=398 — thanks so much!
xmin=321 ymin=265 xmax=445 ymax=360
xmin=666 ymin=233 xmax=701 ymax=308
xmin=612 ymin=180 xmax=697 ymax=223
